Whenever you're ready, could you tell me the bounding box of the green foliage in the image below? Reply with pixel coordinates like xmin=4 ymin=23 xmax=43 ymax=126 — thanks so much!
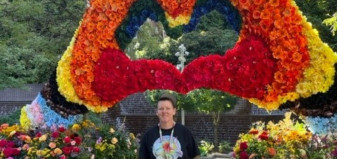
xmin=198 ymin=140 xmax=214 ymax=156
xmin=0 ymin=109 xmax=21 ymax=125
xmin=0 ymin=0 xmax=85 ymax=89
xmin=183 ymin=89 xmax=237 ymax=113
xmin=218 ymin=140 xmax=232 ymax=153
xmin=145 ymin=89 xmax=237 ymax=113
xmin=295 ymin=0 xmax=337 ymax=50
xmin=124 ymin=10 xmax=238 ymax=63
xmin=179 ymin=28 xmax=238 ymax=63
xmin=323 ymin=12 xmax=337 ymax=36
xmin=0 ymin=45 xmax=55 ymax=89
xmin=86 ymin=112 xmax=104 ymax=127
xmin=196 ymin=10 xmax=231 ymax=31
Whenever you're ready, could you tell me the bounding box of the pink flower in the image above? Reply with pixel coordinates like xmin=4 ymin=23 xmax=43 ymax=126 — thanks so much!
xmin=332 ymin=148 xmax=337 ymax=157
xmin=22 ymin=144 xmax=29 ymax=150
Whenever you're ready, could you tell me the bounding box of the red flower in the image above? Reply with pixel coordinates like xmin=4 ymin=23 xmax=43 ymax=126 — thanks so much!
xmin=0 ymin=139 xmax=7 ymax=147
xmin=73 ymin=146 xmax=80 ymax=153
xmin=3 ymin=148 xmax=13 ymax=157
xmin=64 ymin=136 xmax=71 ymax=143
xmin=35 ymin=132 xmax=42 ymax=138
xmin=3 ymin=148 xmax=20 ymax=157
xmin=74 ymin=137 xmax=82 ymax=145
xmin=240 ymin=142 xmax=248 ymax=150
xmin=52 ymin=131 xmax=60 ymax=138
xmin=240 ymin=151 xmax=249 ymax=159
xmin=60 ymin=155 xmax=67 ymax=159
xmin=59 ymin=126 xmax=66 ymax=133
xmin=249 ymin=130 xmax=259 ymax=135
xmin=6 ymin=141 xmax=15 ymax=148
xmin=259 ymin=131 xmax=269 ymax=140
xmin=62 ymin=146 xmax=72 ymax=155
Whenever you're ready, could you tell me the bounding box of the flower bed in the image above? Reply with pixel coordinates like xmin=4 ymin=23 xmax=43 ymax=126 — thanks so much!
xmin=0 ymin=120 xmax=138 ymax=159
xmin=233 ymin=112 xmax=337 ymax=159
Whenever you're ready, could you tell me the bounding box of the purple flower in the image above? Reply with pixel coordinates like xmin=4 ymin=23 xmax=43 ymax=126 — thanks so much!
xmin=332 ymin=148 xmax=337 ymax=157
xmin=96 ymin=137 xmax=102 ymax=144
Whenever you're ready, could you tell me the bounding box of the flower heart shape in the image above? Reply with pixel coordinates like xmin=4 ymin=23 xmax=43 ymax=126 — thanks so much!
xmin=56 ymin=0 xmax=337 ymax=114
xmin=93 ymin=36 xmax=276 ymax=103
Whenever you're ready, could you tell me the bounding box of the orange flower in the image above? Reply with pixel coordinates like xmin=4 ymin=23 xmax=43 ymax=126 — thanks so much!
xmin=253 ymin=0 xmax=264 ymax=5
xmin=274 ymin=71 xmax=285 ymax=83
xmin=253 ymin=10 xmax=261 ymax=19
xmin=259 ymin=19 xmax=273 ymax=31
xmin=292 ymin=52 xmax=302 ymax=63
xmin=230 ymin=0 xmax=239 ymax=6
xmin=268 ymin=147 xmax=276 ymax=156
xmin=273 ymin=19 xmax=283 ymax=29
xmin=269 ymin=30 xmax=280 ymax=40
xmin=249 ymin=129 xmax=259 ymax=135
xmin=269 ymin=0 xmax=279 ymax=7
xmin=260 ymin=8 xmax=272 ymax=19
xmin=239 ymin=0 xmax=251 ymax=10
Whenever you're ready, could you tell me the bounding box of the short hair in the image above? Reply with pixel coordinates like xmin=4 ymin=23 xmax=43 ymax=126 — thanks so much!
xmin=158 ymin=93 xmax=177 ymax=108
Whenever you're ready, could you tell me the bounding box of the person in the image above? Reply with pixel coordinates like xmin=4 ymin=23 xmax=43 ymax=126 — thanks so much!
xmin=138 ymin=93 xmax=200 ymax=159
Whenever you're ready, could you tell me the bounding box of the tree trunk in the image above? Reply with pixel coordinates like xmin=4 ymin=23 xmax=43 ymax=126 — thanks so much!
xmin=212 ymin=111 xmax=220 ymax=151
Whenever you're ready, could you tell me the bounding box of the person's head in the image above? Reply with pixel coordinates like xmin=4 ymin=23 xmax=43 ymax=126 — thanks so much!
xmin=156 ymin=93 xmax=177 ymax=123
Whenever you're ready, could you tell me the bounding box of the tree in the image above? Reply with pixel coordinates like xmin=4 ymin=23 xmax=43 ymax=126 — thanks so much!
xmin=182 ymin=89 xmax=237 ymax=149
xmin=0 ymin=46 xmax=54 ymax=89
xmin=295 ymin=0 xmax=337 ymax=50
xmin=0 ymin=0 xmax=85 ymax=89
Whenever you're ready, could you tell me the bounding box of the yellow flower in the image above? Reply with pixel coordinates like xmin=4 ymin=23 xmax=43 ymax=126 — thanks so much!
xmin=19 ymin=105 xmax=31 ymax=131
xmin=39 ymin=134 xmax=48 ymax=142
xmin=109 ymin=128 xmax=115 ymax=134
xmin=95 ymin=143 xmax=107 ymax=151
xmin=111 ymin=137 xmax=118 ymax=144
xmin=36 ymin=149 xmax=49 ymax=157
xmin=72 ymin=124 xmax=81 ymax=132
xmin=9 ymin=130 xmax=16 ymax=137
xmin=165 ymin=13 xmax=191 ymax=27
xmin=129 ymin=133 xmax=136 ymax=140
xmin=54 ymin=148 xmax=62 ymax=155
xmin=82 ymin=120 xmax=95 ymax=128
xmin=36 ymin=149 xmax=50 ymax=157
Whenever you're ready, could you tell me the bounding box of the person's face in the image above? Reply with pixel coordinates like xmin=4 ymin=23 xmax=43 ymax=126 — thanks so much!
xmin=156 ymin=100 xmax=176 ymax=123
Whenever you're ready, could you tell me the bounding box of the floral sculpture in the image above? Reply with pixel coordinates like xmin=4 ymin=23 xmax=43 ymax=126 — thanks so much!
xmin=18 ymin=0 xmax=337 ymax=131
